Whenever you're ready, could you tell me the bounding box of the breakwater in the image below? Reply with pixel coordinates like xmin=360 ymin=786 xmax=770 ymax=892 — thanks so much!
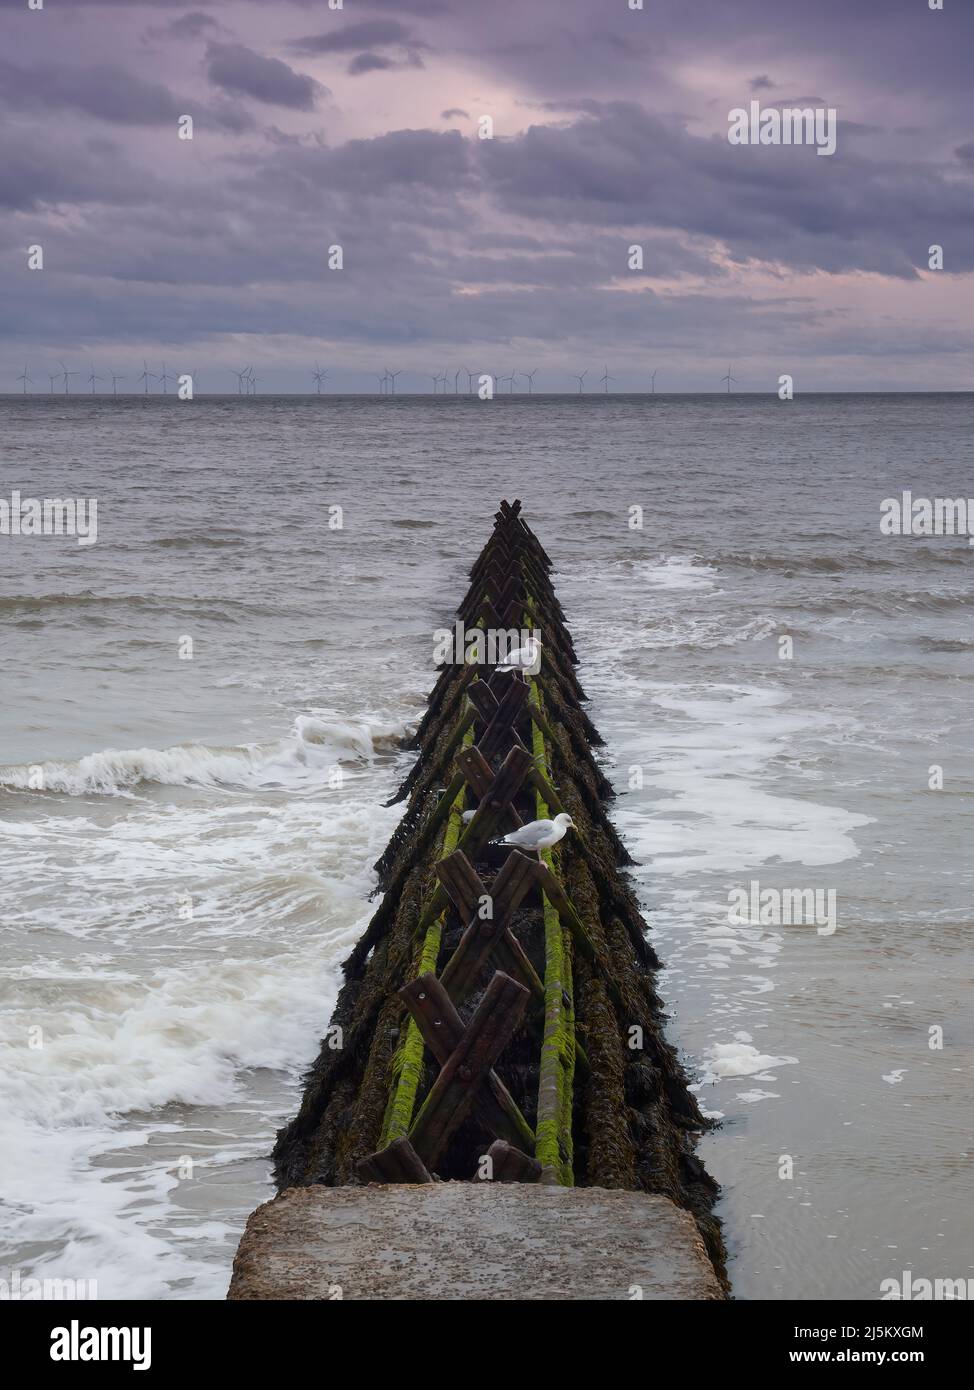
xmin=232 ymin=500 xmax=726 ymax=1297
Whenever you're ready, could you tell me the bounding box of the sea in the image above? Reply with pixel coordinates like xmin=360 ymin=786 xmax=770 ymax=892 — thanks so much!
xmin=1 ymin=392 xmax=971 ymax=1300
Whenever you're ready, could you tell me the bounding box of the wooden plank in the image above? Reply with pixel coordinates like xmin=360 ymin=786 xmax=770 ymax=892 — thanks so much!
xmin=482 ymin=1139 xmax=542 ymax=1183
xmin=433 ymin=849 xmax=482 ymax=921
xmin=465 ymin=679 xmax=499 ymax=724
xmin=473 ymin=597 xmax=503 ymax=631
xmin=478 ymin=678 xmax=530 ymax=759
xmin=417 ymin=746 xmax=532 ymax=929
xmin=430 ymin=855 xmax=583 ymax=1044
xmin=356 ymin=1136 xmax=433 ymax=1185
xmin=408 ymin=972 xmax=529 ymax=1168
xmin=493 ymin=576 xmax=521 ymax=612
xmin=440 ymin=850 xmax=542 ymax=1004
xmin=399 ymin=975 xmax=534 ymax=1154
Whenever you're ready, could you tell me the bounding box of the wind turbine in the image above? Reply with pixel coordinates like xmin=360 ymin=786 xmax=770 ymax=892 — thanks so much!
xmin=249 ymin=372 xmax=258 ymax=395
xmin=600 ymin=364 xmax=615 ymax=393
xmin=232 ymin=367 xmax=249 ymax=395
xmin=721 ymin=364 xmax=737 ymax=394
xmin=461 ymin=366 xmax=475 ymax=394
xmin=500 ymin=371 xmax=516 ymax=394
xmin=47 ymin=371 xmax=58 ymax=394
xmin=454 ymin=368 xmax=462 ymax=394
xmin=88 ymin=365 xmax=104 ymax=395
xmin=16 ymin=365 xmax=31 ymax=394
xmin=429 ymin=373 xmax=441 ymax=394
xmin=650 ymin=369 xmax=658 ymax=394
xmin=521 ymin=369 xmax=538 ymax=394
xmin=138 ymin=360 xmax=157 ymax=394
xmin=158 ymin=363 xmax=172 ymax=395
xmin=110 ymin=373 xmax=124 ymax=396
xmin=312 ymin=363 xmax=327 ymax=394
xmin=386 ymin=369 xmax=402 ymax=395
xmin=59 ymin=361 xmax=79 ymax=395
xmin=376 ymin=372 xmax=388 ymax=395
xmin=571 ymin=370 xmax=588 ymax=394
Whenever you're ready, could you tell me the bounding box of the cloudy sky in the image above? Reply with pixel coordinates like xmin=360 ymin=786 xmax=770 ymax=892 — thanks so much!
xmin=2 ymin=0 xmax=973 ymax=392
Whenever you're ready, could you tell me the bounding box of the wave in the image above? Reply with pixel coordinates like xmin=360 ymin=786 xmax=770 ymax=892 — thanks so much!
xmin=0 ymin=714 xmax=408 ymax=797
xmin=717 ymin=551 xmax=858 ymax=574
xmin=717 ymin=547 xmax=973 ymax=574
xmin=0 ymin=592 xmax=277 ymax=618
xmin=151 ymin=535 xmax=243 ymax=549
xmin=916 ymin=636 xmax=974 ymax=653
xmin=802 ymin=589 xmax=973 ymax=616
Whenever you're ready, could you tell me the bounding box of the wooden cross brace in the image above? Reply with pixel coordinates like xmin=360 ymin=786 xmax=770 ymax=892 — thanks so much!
xmin=462 ymin=686 xmax=569 ymax=818
xmin=405 ymin=970 xmax=530 ymax=1170
xmin=459 ymin=565 xmax=524 ymax=623
xmin=435 ymin=848 xmax=544 ymax=1006
xmin=468 ymin=674 xmax=530 ymax=760
xmin=417 ymin=744 xmax=533 ymax=930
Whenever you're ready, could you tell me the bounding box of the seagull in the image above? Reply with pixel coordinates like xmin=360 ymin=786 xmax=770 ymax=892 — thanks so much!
xmin=496 ymin=636 xmax=542 ymax=673
xmin=461 ymin=808 xmax=478 ymax=823
xmin=491 ymin=813 xmax=575 ymax=852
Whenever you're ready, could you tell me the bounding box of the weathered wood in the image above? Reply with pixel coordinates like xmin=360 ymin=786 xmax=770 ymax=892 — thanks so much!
xmin=473 ymin=597 xmax=503 ymax=631
xmin=482 ymin=1139 xmax=542 ymax=1183
xmin=535 ymin=862 xmax=629 ymax=1015
xmin=440 ymin=850 xmax=543 ymax=1004
xmin=493 ymin=575 xmax=521 ymax=612
xmin=399 ymin=975 xmax=534 ymax=1154
xmin=408 ymin=972 xmax=529 ymax=1168
xmin=435 ymin=851 xmax=547 ymax=1006
xmin=356 ymin=1136 xmax=433 ymax=1185
xmin=417 ymin=746 xmax=533 ymax=930
xmin=479 ymin=678 xmax=530 ymax=759
xmin=434 ymin=849 xmax=482 ymax=921
xmin=416 ymin=771 xmax=467 ymax=848
xmin=466 ymin=679 xmax=500 ymax=725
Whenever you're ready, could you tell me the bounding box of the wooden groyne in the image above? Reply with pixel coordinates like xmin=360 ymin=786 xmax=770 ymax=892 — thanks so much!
xmin=231 ymin=500 xmax=726 ymax=1299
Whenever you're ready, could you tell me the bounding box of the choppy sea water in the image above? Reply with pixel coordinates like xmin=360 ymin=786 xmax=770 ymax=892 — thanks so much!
xmin=1 ymin=393 xmax=971 ymax=1300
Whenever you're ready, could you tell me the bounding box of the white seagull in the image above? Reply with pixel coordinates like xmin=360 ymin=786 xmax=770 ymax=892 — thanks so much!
xmin=491 ymin=812 xmax=575 ymax=851
xmin=496 ymin=636 xmax=542 ymax=674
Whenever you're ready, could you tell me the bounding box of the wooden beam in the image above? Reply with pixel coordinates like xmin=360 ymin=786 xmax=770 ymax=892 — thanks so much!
xmin=481 ymin=1139 xmax=542 ymax=1183
xmin=399 ymin=974 xmax=534 ymax=1154
xmin=355 ymin=1136 xmax=433 ymax=1184
xmin=408 ymin=972 xmax=529 ymax=1169
xmin=440 ymin=850 xmax=543 ymax=1004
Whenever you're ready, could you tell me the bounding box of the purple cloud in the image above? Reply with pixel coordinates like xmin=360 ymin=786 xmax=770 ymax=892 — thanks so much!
xmin=205 ymin=42 xmax=323 ymax=110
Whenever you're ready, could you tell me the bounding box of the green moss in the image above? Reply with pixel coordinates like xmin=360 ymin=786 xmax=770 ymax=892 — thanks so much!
xmin=531 ymin=683 xmax=576 ymax=1186
xmin=380 ymin=728 xmax=472 ymax=1144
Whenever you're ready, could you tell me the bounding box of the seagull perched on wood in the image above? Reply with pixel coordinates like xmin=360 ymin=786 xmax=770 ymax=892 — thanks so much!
xmin=491 ymin=812 xmax=575 ymax=851
xmin=496 ymin=636 xmax=542 ymax=674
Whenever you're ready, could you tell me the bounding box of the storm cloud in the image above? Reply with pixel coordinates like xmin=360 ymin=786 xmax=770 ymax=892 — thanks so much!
xmin=1 ymin=0 xmax=972 ymax=390
xmin=205 ymin=42 xmax=323 ymax=110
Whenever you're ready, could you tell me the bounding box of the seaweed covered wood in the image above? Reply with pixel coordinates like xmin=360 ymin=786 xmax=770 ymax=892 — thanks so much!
xmin=272 ymin=501 xmax=726 ymax=1279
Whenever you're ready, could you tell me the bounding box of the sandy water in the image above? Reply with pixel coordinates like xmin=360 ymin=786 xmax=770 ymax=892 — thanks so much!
xmin=1 ymin=393 xmax=971 ymax=1299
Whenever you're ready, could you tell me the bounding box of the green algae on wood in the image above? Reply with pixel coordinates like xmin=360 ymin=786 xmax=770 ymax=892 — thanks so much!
xmin=381 ymin=730 xmax=473 ymax=1143
xmin=531 ymin=681 xmax=576 ymax=1186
